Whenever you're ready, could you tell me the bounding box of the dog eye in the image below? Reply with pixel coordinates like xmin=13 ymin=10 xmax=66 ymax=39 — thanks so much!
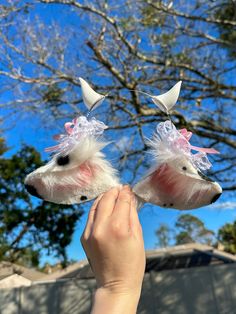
xmin=80 ymin=195 xmax=88 ymax=201
xmin=182 ymin=166 xmax=187 ymax=171
xmin=56 ymin=155 xmax=70 ymax=166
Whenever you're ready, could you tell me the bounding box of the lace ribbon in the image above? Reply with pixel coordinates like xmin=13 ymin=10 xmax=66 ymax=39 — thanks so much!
xmin=156 ymin=120 xmax=219 ymax=171
xmin=45 ymin=116 xmax=107 ymax=154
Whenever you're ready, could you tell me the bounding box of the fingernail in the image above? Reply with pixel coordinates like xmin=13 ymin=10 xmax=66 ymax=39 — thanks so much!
xmin=124 ymin=185 xmax=130 ymax=190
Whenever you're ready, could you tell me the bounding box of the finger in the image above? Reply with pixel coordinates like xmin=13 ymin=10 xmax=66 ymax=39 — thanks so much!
xmin=130 ymin=195 xmax=142 ymax=234
xmin=94 ymin=186 xmax=120 ymax=224
xmin=112 ymin=185 xmax=132 ymax=221
xmin=82 ymin=194 xmax=104 ymax=240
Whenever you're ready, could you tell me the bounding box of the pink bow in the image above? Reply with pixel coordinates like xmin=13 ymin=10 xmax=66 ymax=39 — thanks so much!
xmin=179 ymin=128 xmax=219 ymax=154
xmin=64 ymin=118 xmax=78 ymax=135
xmin=45 ymin=116 xmax=107 ymax=154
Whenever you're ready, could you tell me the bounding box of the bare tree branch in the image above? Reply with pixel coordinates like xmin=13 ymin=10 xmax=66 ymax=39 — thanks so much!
xmin=0 ymin=0 xmax=235 ymax=191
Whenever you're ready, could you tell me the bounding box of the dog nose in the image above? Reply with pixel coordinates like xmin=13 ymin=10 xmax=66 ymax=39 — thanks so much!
xmin=25 ymin=184 xmax=43 ymax=199
xmin=211 ymin=193 xmax=222 ymax=204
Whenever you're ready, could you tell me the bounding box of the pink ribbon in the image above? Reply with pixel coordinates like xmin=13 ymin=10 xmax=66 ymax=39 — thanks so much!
xmin=45 ymin=116 xmax=107 ymax=154
xmin=179 ymin=128 xmax=219 ymax=154
xmin=64 ymin=118 xmax=78 ymax=135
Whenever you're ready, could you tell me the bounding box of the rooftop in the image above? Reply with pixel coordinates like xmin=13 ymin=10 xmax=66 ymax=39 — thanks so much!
xmin=37 ymin=243 xmax=236 ymax=282
xmin=0 ymin=261 xmax=44 ymax=281
xmin=145 ymin=243 xmax=236 ymax=272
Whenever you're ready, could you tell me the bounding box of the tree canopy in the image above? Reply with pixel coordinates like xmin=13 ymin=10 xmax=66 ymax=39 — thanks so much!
xmin=0 ymin=139 xmax=83 ymax=266
xmin=175 ymin=214 xmax=215 ymax=246
xmin=155 ymin=214 xmax=215 ymax=247
xmin=155 ymin=223 xmax=172 ymax=248
xmin=218 ymin=221 xmax=236 ymax=254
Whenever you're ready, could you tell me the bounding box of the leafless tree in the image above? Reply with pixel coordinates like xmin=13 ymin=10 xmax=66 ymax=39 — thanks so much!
xmin=1 ymin=0 xmax=235 ymax=191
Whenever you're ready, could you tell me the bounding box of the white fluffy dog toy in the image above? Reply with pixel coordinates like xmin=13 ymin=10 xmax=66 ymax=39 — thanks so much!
xmin=24 ymin=78 xmax=119 ymax=204
xmin=133 ymin=82 xmax=222 ymax=210
xmin=25 ymin=79 xmax=222 ymax=210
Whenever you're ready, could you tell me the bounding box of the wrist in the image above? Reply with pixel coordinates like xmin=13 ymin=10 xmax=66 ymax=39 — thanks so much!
xmin=91 ymin=286 xmax=141 ymax=314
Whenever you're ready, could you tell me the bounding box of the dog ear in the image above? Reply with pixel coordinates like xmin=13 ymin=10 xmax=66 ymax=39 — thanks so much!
xmin=133 ymin=120 xmax=222 ymax=210
xmin=79 ymin=77 xmax=106 ymax=111
xmin=25 ymin=78 xmax=119 ymax=204
xmin=143 ymin=81 xmax=182 ymax=114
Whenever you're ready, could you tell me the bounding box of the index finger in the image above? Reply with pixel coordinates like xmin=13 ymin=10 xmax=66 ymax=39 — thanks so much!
xmin=111 ymin=185 xmax=132 ymax=221
xmin=93 ymin=186 xmax=120 ymax=224
xmin=82 ymin=193 xmax=104 ymax=240
xmin=130 ymin=195 xmax=142 ymax=235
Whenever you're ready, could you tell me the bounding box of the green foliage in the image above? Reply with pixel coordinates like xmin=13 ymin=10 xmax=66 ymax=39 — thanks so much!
xmin=155 ymin=214 xmax=215 ymax=248
xmin=9 ymin=248 xmax=40 ymax=268
xmin=174 ymin=52 xmax=192 ymax=65
xmin=120 ymin=16 xmax=137 ymax=31
xmin=141 ymin=1 xmax=166 ymax=27
xmin=0 ymin=138 xmax=8 ymax=156
xmin=155 ymin=223 xmax=172 ymax=247
xmin=218 ymin=222 xmax=236 ymax=254
xmin=0 ymin=139 xmax=83 ymax=267
xmin=42 ymin=84 xmax=64 ymax=106
xmin=214 ymin=0 xmax=236 ymax=58
xmin=175 ymin=214 xmax=215 ymax=245
xmin=175 ymin=231 xmax=193 ymax=245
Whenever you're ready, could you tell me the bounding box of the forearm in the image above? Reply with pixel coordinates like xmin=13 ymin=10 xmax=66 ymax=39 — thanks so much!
xmin=91 ymin=287 xmax=141 ymax=314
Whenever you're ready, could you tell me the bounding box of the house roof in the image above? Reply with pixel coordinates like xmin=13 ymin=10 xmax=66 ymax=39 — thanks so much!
xmin=145 ymin=243 xmax=236 ymax=272
xmin=40 ymin=260 xmax=89 ymax=281
xmin=0 ymin=262 xmax=44 ymax=281
xmin=38 ymin=243 xmax=236 ymax=282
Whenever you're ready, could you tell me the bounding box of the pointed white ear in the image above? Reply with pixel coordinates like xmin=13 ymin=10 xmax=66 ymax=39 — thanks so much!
xmin=79 ymin=77 xmax=106 ymax=111
xmin=152 ymin=81 xmax=182 ymax=113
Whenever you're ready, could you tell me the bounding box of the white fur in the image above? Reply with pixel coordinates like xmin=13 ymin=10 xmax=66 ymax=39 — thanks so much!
xmin=25 ymin=138 xmax=120 ymax=204
xmin=134 ymin=127 xmax=222 ymax=210
xmin=134 ymin=156 xmax=222 ymax=210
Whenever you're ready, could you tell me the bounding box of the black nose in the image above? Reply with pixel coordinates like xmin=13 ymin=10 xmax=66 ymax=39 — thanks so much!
xmin=25 ymin=184 xmax=43 ymax=199
xmin=211 ymin=193 xmax=222 ymax=204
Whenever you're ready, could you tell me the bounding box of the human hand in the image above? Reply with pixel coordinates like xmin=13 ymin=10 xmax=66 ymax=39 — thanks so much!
xmin=81 ymin=185 xmax=145 ymax=313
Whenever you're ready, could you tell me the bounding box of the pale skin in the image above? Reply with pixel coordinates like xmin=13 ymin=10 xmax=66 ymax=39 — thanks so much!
xmin=81 ymin=185 xmax=146 ymax=314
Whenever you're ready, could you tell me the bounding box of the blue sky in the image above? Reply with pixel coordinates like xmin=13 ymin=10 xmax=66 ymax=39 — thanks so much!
xmin=1 ymin=1 xmax=236 ymax=265
xmin=3 ymin=94 xmax=236 ymax=265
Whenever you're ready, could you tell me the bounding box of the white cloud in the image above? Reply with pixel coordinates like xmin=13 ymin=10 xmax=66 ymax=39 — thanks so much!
xmin=209 ymin=201 xmax=236 ymax=210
